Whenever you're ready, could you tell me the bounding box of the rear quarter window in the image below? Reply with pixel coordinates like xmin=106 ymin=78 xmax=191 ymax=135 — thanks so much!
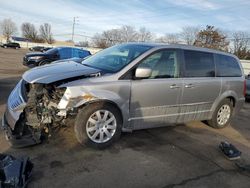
xmin=216 ymin=54 xmax=242 ymax=77
xmin=184 ymin=50 xmax=215 ymax=77
xmin=59 ymin=48 xmax=72 ymax=59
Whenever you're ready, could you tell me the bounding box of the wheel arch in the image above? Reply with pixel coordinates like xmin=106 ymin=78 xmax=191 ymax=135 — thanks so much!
xmin=211 ymin=90 xmax=238 ymax=118
xmin=78 ymin=99 xmax=124 ymax=124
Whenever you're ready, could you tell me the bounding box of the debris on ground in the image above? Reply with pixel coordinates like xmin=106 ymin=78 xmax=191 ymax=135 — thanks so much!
xmin=219 ymin=141 xmax=241 ymax=160
xmin=0 ymin=154 xmax=33 ymax=188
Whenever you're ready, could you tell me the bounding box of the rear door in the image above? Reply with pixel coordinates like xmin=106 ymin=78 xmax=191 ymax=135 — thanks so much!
xmin=178 ymin=50 xmax=221 ymax=122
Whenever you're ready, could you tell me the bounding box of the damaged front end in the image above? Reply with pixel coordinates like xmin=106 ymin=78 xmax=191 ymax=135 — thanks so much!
xmin=2 ymin=80 xmax=67 ymax=147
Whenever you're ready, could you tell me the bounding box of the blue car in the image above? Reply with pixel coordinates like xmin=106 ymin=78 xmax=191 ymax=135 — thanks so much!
xmin=246 ymin=74 xmax=250 ymax=101
xmin=23 ymin=47 xmax=91 ymax=67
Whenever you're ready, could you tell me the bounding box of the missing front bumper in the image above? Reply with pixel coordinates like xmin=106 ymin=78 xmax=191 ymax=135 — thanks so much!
xmin=1 ymin=115 xmax=41 ymax=148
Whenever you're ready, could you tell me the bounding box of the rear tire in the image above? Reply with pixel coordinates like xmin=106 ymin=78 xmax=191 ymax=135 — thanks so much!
xmin=74 ymin=102 xmax=122 ymax=149
xmin=207 ymin=98 xmax=233 ymax=129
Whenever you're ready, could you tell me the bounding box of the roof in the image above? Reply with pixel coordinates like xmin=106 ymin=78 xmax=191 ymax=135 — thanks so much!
xmin=54 ymin=46 xmax=90 ymax=51
xmin=124 ymin=42 xmax=236 ymax=58
xmin=11 ymin=36 xmax=30 ymax=42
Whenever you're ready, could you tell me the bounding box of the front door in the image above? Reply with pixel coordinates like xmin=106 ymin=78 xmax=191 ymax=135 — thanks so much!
xmin=129 ymin=49 xmax=182 ymax=130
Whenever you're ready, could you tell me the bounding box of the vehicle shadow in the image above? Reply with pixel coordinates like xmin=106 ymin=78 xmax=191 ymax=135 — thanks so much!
xmin=2 ymin=121 xmax=250 ymax=187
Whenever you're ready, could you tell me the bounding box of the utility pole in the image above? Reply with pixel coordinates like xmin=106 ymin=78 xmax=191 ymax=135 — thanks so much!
xmin=72 ymin=17 xmax=78 ymax=42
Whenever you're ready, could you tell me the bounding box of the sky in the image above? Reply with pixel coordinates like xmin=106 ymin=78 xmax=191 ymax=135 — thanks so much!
xmin=0 ymin=0 xmax=250 ymax=42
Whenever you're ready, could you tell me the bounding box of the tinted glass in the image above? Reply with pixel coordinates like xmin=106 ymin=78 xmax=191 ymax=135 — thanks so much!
xmin=81 ymin=44 xmax=152 ymax=73
xmin=73 ymin=49 xmax=90 ymax=58
xmin=138 ymin=50 xmax=179 ymax=79
xmin=59 ymin=48 xmax=72 ymax=59
xmin=45 ymin=48 xmax=58 ymax=55
xmin=184 ymin=50 xmax=215 ymax=77
xmin=216 ymin=54 xmax=242 ymax=77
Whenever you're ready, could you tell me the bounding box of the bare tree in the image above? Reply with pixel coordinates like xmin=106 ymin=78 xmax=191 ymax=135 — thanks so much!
xmin=21 ymin=22 xmax=39 ymax=41
xmin=180 ymin=26 xmax=200 ymax=45
xmin=156 ymin=33 xmax=180 ymax=44
xmin=92 ymin=33 xmax=109 ymax=48
xmin=39 ymin=23 xmax=54 ymax=44
xmin=76 ymin=41 xmax=89 ymax=47
xmin=92 ymin=25 xmax=153 ymax=48
xmin=231 ymin=31 xmax=250 ymax=59
xmin=0 ymin=18 xmax=17 ymax=42
xmin=120 ymin=25 xmax=138 ymax=42
xmin=103 ymin=29 xmax=122 ymax=46
xmin=137 ymin=27 xmax=153 ymax=42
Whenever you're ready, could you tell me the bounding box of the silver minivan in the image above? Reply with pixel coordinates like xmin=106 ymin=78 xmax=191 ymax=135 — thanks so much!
xmin=2 ymin=43 xmax=246 ymax=148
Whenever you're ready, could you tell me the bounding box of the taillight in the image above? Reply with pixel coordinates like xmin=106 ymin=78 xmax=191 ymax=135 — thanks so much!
xmin=244 ymin=79 xmax=246 ymax=97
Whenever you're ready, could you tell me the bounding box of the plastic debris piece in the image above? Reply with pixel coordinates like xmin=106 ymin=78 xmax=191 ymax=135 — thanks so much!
xmin=0 ymin=154 xmax=33 ymax=188
xmin=219 ymin=141 xmax=241 ymax=160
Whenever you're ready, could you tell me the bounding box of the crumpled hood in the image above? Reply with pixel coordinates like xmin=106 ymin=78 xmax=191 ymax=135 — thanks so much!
xmin=23 ymin=61 xmax=101 ymax=84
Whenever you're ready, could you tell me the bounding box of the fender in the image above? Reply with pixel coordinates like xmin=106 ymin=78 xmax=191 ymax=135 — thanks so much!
xmin=57 ymin=83 xmax=131 ymax=130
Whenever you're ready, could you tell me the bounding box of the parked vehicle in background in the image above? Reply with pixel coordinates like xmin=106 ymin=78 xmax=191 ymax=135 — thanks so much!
xmin=29 ymin=46 xmax=53 ymax=52
xmin=23 ymin=46 xmax=91 ymax=67
xmin=51 ymin=56 xmax=90 ymax=64
xmin=3 ymin=43 xmax=245 ymax=149
xmin=1 ymin=42 xmax=20 ymax=49
xmin=29 ymin=46 xmax=44 ymax=52
xmin=246 ymin=73 xmax=250 ymax=101
xmin=42 ymin=47 xmax=52 ymax=52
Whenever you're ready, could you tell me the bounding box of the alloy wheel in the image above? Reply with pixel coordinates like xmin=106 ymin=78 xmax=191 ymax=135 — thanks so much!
xmin=86 ymin=110 xmax=117 ymax=143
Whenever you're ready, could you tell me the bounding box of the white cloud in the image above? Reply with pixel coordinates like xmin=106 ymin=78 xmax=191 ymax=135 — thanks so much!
xmin=1 ymin=0 xmax=250 ymax=41
xmin=168 ymin=0 xmax=220 ymax=10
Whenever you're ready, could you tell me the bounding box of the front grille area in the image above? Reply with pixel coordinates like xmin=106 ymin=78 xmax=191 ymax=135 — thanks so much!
xmin=8 ymin=80 xmax=26 ymax=110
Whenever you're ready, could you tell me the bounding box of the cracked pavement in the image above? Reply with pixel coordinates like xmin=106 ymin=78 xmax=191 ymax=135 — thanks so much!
xmin=0 ymin=48 xmax=250 ymax=188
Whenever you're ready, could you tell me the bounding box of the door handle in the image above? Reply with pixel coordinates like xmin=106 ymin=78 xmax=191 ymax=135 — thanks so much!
xmin=185 ymin=84 xmax=195 ymax=88
xmin=170 ymin=84 xmax=180 ymax=89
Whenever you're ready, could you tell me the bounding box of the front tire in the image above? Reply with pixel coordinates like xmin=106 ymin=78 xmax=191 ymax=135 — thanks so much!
xmin=38 ymin=60 xmax=49 ymax=66
xmin=207 ymin=98 xmax=233 ymax=129
xmin=74 ymin=102 xmax=122 ymax=149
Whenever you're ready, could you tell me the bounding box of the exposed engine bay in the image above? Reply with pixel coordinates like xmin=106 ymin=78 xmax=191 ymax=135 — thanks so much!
xmin=11 ymin=83 xmax=67 ymax=146
xmin=2 ymin=61 xmax=129 ymax=147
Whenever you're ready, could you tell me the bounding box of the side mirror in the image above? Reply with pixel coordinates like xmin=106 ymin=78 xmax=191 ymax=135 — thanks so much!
xmin=135 ymin=67 xmax=152 ymax=79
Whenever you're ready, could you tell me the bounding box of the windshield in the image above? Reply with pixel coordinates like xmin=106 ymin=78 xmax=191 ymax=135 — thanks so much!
xmin=81 ymin=44 xmax=152 ymax=73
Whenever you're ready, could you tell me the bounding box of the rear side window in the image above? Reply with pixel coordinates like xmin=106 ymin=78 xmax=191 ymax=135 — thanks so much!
xmin=74 ymin=49 xmax=91 ymax=58
xmin=59 ymin=48 xmax=72 ymax=59
xmin=184 ymin=50 xmax=215 ymax=77
xmin=216 ymin=55 xmax=242 ymax=77
xmin=71 ymin=49 xmax=90 ymax=58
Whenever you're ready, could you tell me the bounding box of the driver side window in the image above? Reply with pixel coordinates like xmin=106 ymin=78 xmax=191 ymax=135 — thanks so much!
xmin=138 ymin=50 xmax=179 ymax=79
